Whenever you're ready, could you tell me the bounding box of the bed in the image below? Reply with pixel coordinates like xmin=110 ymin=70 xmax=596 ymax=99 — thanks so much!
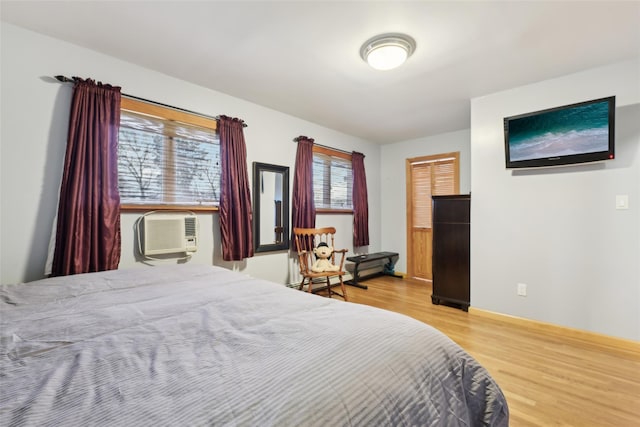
xmin=1 ymin=264 xmax=508 ymax=426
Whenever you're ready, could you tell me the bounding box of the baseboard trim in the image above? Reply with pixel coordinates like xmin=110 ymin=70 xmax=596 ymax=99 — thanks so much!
xmin=469 ymin=307 xmax=640 ymax=353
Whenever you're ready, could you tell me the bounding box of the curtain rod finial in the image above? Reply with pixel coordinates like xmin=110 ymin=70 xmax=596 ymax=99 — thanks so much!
xmin=55 ymin=75 xmax=73 ymax=83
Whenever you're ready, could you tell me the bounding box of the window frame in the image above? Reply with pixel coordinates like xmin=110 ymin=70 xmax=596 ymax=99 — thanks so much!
xmin=119 ymin=98 xmax=220 ymax=212
xmin=312 ymin=145 xmax=353 ymax=214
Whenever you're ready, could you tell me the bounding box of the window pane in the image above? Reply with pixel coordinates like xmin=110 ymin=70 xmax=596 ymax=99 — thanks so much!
xmin=174 ymin=137 xmax=220 ymax=204
xmin=313 ymin=154 xmax=330 ymax=208
xmin=330 ymin=158 xmax=352 ymax=209
xmin=117 ymin=127 xmax=163 ymax=202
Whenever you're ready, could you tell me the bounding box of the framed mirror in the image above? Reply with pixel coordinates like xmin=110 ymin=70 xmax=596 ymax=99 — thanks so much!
xmin=252 ymin=162 xmax=290 ymax=253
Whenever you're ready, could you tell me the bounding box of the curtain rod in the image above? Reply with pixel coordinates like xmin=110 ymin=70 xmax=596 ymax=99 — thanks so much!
xmin=292 ymin=137 xmax=352 ymax=156
xmin=54 ymin=75 xmax=247 ymax=127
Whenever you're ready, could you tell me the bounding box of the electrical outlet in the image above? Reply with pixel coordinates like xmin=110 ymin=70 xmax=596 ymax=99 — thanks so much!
xmin=517 ymin=283 xmax=527 ymax=297
xmin=616 ymin=195 xmax=629 ymax=210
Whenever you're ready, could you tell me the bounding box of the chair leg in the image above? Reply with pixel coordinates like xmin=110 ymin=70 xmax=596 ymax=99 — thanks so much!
xmin=325 ymin=277 xmax=332 ymax=298
xmin=300 ymin=277 xmax=312 ymax=293
xmin=339 ymin=277 xmax=348 ymax=301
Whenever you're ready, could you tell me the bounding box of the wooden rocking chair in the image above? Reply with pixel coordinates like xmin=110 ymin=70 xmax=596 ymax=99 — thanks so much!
xmin=293 ymin=227 xmax=348 ymax=301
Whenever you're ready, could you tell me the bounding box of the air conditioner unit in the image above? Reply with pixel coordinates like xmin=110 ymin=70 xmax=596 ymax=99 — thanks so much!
xmin=140 ymin=212 xmax=198 ymax=256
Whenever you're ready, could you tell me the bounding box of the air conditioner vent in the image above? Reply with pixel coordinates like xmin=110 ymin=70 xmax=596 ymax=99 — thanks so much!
xmin=185 ymin=216 xmax=197 ymax=237
xmin=138 ymin=212 xmax=198 ymax=257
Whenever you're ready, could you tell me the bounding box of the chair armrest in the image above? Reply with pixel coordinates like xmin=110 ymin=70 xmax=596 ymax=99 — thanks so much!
xmin=333 ymin=248 xmax=348 ymax=271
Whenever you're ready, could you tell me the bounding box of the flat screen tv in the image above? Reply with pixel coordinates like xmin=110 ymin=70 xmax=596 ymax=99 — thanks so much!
xmin=504 ymin=96 xmax=615 ymax=169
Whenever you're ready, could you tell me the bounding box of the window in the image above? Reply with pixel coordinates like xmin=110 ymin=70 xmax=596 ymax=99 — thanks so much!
xmin=312 ymin=146 xmax=352 ymax=211
xmin=118 ymin=98 xmax=220 ymax=210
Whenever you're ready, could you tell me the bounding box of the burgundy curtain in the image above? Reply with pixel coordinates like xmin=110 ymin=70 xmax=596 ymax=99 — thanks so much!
xmin=218 ymin=115 xmax=253 ymax=261
xmin=352 ymin=151 xmax=370 ymax=247
xmin=291 ymin=136 xmax=316 ymax=234
xmin=51 ymin=78 xmax=122 ymax=276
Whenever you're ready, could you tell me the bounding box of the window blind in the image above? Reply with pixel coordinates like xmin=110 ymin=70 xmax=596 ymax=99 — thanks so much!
xmin=118 ymin=110 xmax=221 ymax=206
xmin=312 ymin=151 xmax=353 ymax=210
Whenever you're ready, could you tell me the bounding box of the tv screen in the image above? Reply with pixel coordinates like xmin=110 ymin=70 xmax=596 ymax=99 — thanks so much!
xmin=504 ymin=96 xmax=615 ymax=169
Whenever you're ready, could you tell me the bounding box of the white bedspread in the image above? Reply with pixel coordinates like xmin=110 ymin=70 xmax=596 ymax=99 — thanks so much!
xmin=1 ymin=264 xmax=508 ymax=426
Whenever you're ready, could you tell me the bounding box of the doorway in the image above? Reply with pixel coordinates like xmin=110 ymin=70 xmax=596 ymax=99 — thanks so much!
xmin=406 ymin=152 xmax=460 ymax=281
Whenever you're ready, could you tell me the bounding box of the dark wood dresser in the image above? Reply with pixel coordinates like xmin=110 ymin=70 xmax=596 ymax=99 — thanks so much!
xmin=431 ymin=194 xmax=470 ymax=311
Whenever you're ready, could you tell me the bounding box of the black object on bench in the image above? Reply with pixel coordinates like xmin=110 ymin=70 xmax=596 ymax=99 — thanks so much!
xmin=345 ymin=251 xmax=401 ymax=289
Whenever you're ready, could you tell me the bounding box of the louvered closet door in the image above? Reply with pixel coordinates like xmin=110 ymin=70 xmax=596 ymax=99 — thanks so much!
xmin=406 ymin=153 xmax=460 ymax=281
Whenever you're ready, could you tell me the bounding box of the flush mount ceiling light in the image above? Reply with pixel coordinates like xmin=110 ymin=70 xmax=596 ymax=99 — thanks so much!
xmin=360 ymin=33 xmax=416 ymax=71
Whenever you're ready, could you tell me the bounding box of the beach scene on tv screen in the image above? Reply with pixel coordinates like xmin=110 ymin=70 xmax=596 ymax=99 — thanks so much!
xmin=508 ymin=101 xmax=609 ymax=162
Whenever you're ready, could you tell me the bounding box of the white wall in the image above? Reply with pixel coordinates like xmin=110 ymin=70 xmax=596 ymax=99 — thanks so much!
xmin=380 ymin=129 xmax=471 ymax=273
xmin=470 ymin=59 xmax=640 ymax=341
xmin=0 ymin=24 xmax=381 ymax=285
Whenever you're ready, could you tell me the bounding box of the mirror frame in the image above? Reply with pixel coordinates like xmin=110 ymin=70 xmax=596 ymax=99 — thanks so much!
xmin=252 ymin=162 xmax=290 ymax=253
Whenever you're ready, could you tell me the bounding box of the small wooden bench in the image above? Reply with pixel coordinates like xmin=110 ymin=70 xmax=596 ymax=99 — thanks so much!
xmin=345 ymin=251 xmax=401 ymax=289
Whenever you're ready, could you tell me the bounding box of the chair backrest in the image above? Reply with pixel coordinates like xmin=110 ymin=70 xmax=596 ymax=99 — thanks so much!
xmin=293 ymin=227 xmax=336 ymax=252
xmin=293 ymin=227 xmax=338 ymax=275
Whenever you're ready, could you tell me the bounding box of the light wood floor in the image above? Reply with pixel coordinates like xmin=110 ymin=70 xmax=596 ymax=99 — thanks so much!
xmin=334 ymin=276 xmax=640 ymax=427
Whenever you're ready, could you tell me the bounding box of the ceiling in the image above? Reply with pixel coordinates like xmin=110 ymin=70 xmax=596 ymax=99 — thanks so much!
xmin=2 ymin=1 xmax=639 ymax=144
